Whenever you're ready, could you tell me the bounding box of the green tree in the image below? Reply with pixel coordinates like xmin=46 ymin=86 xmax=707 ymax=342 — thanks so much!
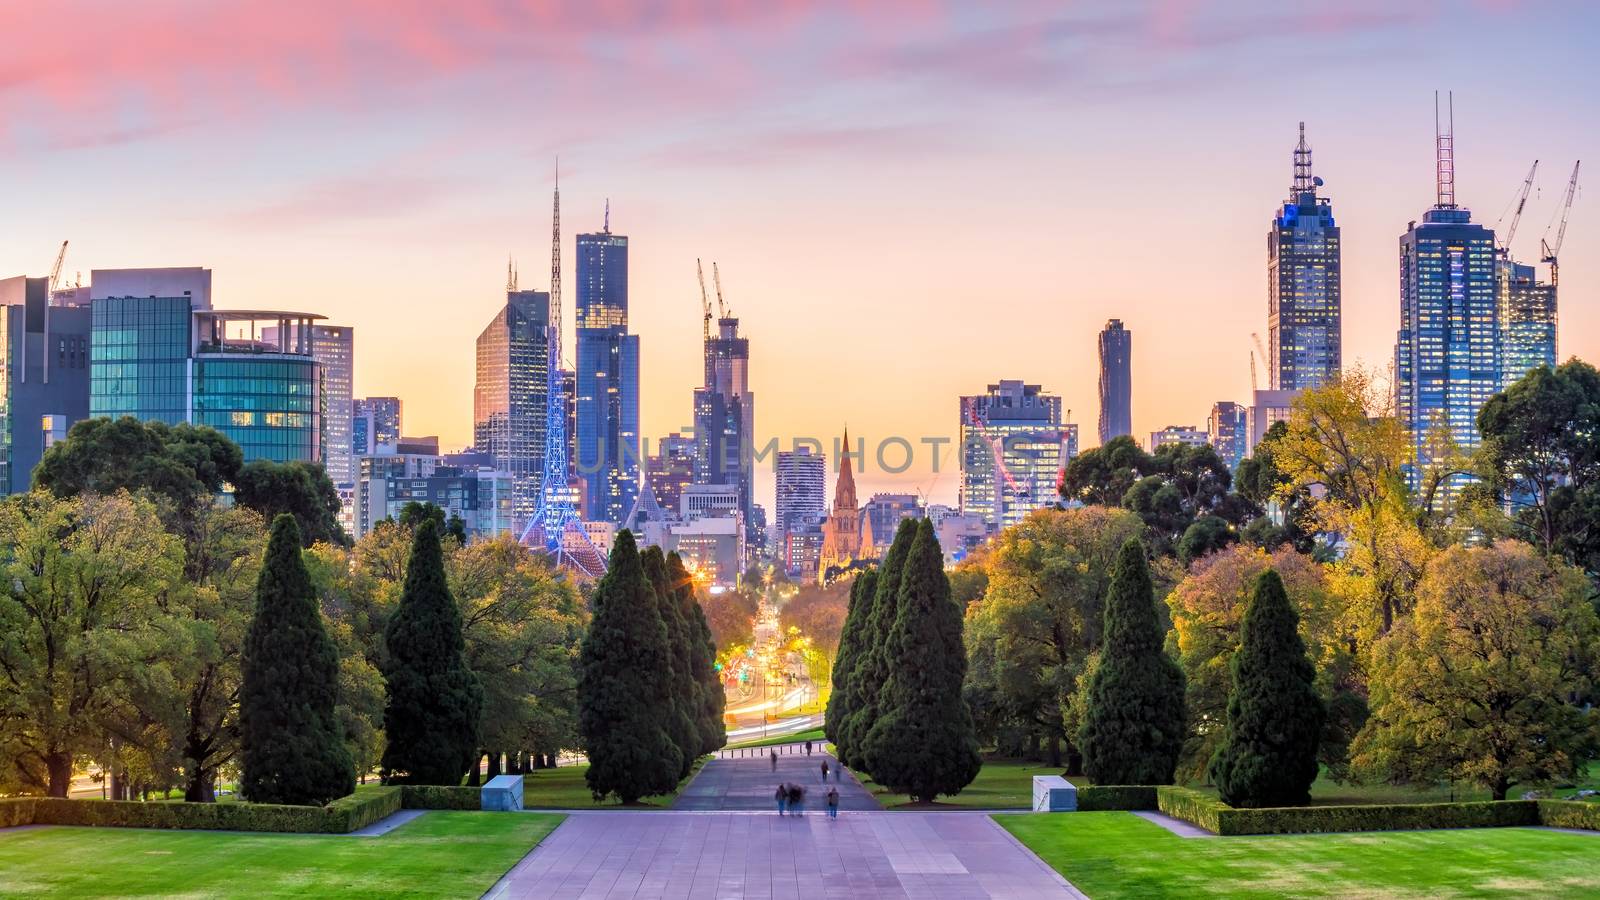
xmin=1208 ymin=570 xmax=1326 ymax=807
xmin=380 ymin=521 xmax=482 ymax=785
xmin=669 ymin=552 xmax=725 ymax=755
xmin=239 ymin=515 xmax=354 ymax=805
xmin=1353 ymin=541 xmax=1600 ymax=800
xmin=825 ymin=569 xmax=877 ymax=750
xmin=861 ymin=520 xmax=980 ymax=801
xmin=840 ymin=518 xmax=916 ymax=768
xmin=1177 ymin=515 xmax=1236 ymax=566
xmin=577 ymin=531 xmax=682 ymax=803
xmin=33 ymin=417 xmax=242 ymax=515
xmin=1060 ymin=435 xmax=1153 ymax=507
xmin=0 ymin=492 xmax=182 ymax=797
xmin=643 ymin=546 xmax=697 ymax=777
xmin=398 ymin=501 xmax=467 ymax=544
xmin=1078 ymin=539 xmax=1185 ymax=785
xmin=232 ymin=460 xmax=349 ymax=547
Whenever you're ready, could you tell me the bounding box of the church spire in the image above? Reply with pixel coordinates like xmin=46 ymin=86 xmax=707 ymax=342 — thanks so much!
xmin=834 ymin=427 xmax=858 ymax=512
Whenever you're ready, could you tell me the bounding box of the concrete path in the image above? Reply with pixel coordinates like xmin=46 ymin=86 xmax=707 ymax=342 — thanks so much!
xmin=1132 ymin=810 xmax=1215 ymax=838
xmin=675 ymin=747 xmax=879 ymax=812
xmin=485 ymin=810 xmax=1081 ymax=899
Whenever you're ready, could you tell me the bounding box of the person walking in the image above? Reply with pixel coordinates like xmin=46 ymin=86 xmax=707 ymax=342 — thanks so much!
xmin=834 ymin=761 xmax=844 ymax=783
xmin=789 ymin=783 xmax=805 ymax=817
xmin=821 ymin=760 xmax=829 ymax=782
xmin=827 ymin=787 xmax=839 ymax=820
xmin=805 ymin=739 xmax=813 ymax=756
xmin=775 ymin=784 xmax=788 ymax=817
xmin=770 ymin=749 xmax=778 ymax=772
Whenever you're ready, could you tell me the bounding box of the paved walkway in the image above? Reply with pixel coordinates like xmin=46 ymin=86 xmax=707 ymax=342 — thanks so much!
xmin=485 ymin=810 xmax=1081 ymax=899
xmin=1132 ymin=810 xmax=1215 ymax=838
xmin=675 ymin=747 xmax=879 ymax=812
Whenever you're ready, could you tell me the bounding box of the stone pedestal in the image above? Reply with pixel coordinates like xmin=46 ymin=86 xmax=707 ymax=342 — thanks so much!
xmin=1032 ymin=775 xmax=1077 ymax=812
xmin=482 ymin=774 xmax=524 ymax=811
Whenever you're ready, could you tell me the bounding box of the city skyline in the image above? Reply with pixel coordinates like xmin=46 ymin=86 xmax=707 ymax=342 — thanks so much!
xmin=2 ymin=2 xmax=1596 ymax=514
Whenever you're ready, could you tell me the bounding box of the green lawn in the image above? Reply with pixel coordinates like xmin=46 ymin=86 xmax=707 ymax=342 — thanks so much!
xmin=521 ymin=759 xmax=703 ymax=808
xmin=999 ymin=810 xmax=1600 ymax=898
xmin=725 ymin=728 xmax=825 ymax=750
xmin=862 ymin=760 xmax=1077 ymax=809
xmin=0 ymin=811 xmax=561 ymax=898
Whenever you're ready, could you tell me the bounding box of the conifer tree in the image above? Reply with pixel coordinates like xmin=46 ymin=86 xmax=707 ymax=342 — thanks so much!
xmin=240 ymin=515 xmax=354 ymax=805
xmin=380 ymin=520 xmax=483 ymax=784
xmin=861 ymin=520 xmax=981 ymax=801
xmin=1209 ymin=569 xmax=1325 ymax=807
xmin=577 ymin=531 xmax=683 ymax=802
xmin=841 ymin=518 xmax=917 ymax=768
xmin=670 ymin=552 xmax=725 ymax=755
xmin=1078 ymin=538 xmax=1186 ymax=785
xmin=825 ymin=568 xmax=878 ymax=753
xmin=643 ymin=546 xmax=697 ymax=777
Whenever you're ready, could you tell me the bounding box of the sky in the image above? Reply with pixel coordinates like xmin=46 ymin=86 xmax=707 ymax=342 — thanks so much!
xmin=1 ymin=0 xmax=1595 ymax=513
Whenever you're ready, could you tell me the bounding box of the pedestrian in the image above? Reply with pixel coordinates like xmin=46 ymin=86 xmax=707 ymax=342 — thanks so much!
xmin=770 ymin=748 xmax=778 ymax=772
xmin=776 ymin=783 xmax=787 ymax=816
xmin=834 ymin=762 xmax=843 ymax=783
xmin=827 ymin=787 xmax=839 ymax=820
xmin=821 ymin=760 xmax=829 ymax=782
xmin=789 ymin=783 xmax=805 ymax=817
xmin=805 ymin=739 xmax=812 ymax=755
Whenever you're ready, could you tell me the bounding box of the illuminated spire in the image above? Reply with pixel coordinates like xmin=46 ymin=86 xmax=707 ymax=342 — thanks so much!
xmin=1435 ymin=91 xmax=1456 ymax=209
xmin=1292 ymin=121 xmax=1314 ymax=195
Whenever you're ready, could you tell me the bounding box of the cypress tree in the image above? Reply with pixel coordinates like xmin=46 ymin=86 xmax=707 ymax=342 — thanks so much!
xmin=825 ymin=568 xmax=878 ymax=752
xmin=840 ymin=518 xmax=916 ymax=768
xmin=861 ymin=520 xmax=981 ymax=801
xmin=1209 ymin=569 xmax=1325 ymax=807
xmin=643 ymin=546 xmax=697 ymax=778
xmin=240 ymin=515 xmax=354 ymax=805
xmin=670 ymin=552 xmax=725 ymax=755
xmin=380 ymin=520 xmax=483 ymax=784
xmin=577 ymin=531 xmax=682 ymax=803
xmin=1078 ymin=538 xmax=1186 ymax=785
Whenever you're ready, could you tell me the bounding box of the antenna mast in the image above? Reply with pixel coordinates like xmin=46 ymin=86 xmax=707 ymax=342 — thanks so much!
xmin=1435 ymin=91 xmax=1456 ymax=209
xmin=1292 ymin=121 xmax=1313 ymax=195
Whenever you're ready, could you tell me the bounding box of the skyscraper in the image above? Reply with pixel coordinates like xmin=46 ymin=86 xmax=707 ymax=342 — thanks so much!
xmin=475 ymin=287 xmax=550 ymax=529
xmin=1208 ymin=401 xmax=1248 ymax=470
xmin=0 ymin=275 xmax=91 ymax=494
xmin=1098 ymin=319 xmax=1132 ymax=444
xmin=1269 ymin=123 xmax=1342 ymax=391
xmin=774 ymin=445 xmax=826 ymax=561
xmin=647 ymin=433 xmax=697 ymax=515
xmin=574 ymin=222 xmax=639 ymax=525
xmin=267 ymin=322 xmax=354 ymax=484
xmin=960 ymin=380 xmax=1069 ymax=531
xmin=1497 ymin=259 xmax=1557 ymax=387
xmin=1395 ymin=95 xmax=1498 ymax=487
xmin=694 ymin=313 xmax=755 ymax=537
xmin=353 ymin=396 xmax=401 ymax=455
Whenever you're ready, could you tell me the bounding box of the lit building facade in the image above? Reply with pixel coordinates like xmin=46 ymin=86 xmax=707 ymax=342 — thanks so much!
xmin=574 ymin=229 xmax=639 ymax=525
xmin=267 ymin=323 xmax=355 ymax=484
xmin=1150 ymin=425 xmax=1208 ymax=451
xmin=1207 ymin=401 xmax=1248 ymax=470
xmin=0 ymin=276 xmax=91 ymax=494
xmin=1098 ymin=320 xmax=1132 ymax=444
xmin=774 ymin=445 xmax=826 ymax=568
xmin=353 ymin=396 xmax=401 ymax=455
xmin=863 ymin=493 xmax=923 ymax=555
xmin=693 ymin=315 xmax=755 ymax=538
xmin=960 ymin=380 xmax=1067 ymax=531
xmin=1497 ymin=258 xmax=1557 ymax=387
xmin=647 ymin=434 xmax=697 ymax=515
xmin=1268 ymin=123 xmax=1342 ymax=391
xmin=475 ymin=288 xmax=550 ymax=529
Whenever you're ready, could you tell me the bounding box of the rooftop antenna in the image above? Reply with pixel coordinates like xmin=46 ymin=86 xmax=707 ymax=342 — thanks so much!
xmin=507 ymin=254 xmax=518 ymax=292
xmin=604 ymin=198 xmax=610 ymax=234
xmin=1292 ymin=121 xmax=1314 ymax=195
xmin=1435 ymin=91 xmax=1456 ymax=209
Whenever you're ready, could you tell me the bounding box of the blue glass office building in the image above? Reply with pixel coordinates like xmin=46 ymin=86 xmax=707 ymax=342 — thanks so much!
xmin=574 ymin=229 xmax=640 ymax=525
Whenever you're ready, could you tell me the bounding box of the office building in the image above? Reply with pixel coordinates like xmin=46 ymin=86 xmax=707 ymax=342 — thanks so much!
xmin=353 ymin=396 xmax=401 ymax=455
xmin=1268 ymin=123 xmax=1342 ymax=391
xmin=647 ymin=434 xmax=697 ymax=516
xmin=475 ymin=288 xmax=550 ymax=529
xmin=89 ymin=269 xmax=324 ymax=464
xmin=382 ymin=466 xmax=514 ymax=540
xmin=573 ymin=226 xmax=639 ymax=525
xmin=1497 ymin=259 xmax=1557 ymax=387
xmin=1395 ymin=103 xmax=1498 ymax=487
xmin=784 ymin=516 xmax=826 ymax=581
xmin=936 ymin=513 xmax=990 ymax=565
xmin=693 ymin=314 xmax=755 ymax=538
xmin=863 ymin=493 xmax=923 ymax=554
xmin=0 ymin=276 xmax=91 ymax=494
xmin=353 ymin=438 xmax=442 ymax=539
xmin=1247 ymin=388 xmax=1299 ymax=453
xmin=1208 ymin=401 xmax=1249 ymax=469
xmin=1098 ymin=319 xmax=1132 ymax=444
xmin=774 ymin=445 xmax=826 ymax=562
xmin=267 ymin=323 xmax=355 ymax=484
xmin=1150 ymin=425 xmax=1208 ymax=451
xmin=960 ymin=380 xmax=1069 ymax=531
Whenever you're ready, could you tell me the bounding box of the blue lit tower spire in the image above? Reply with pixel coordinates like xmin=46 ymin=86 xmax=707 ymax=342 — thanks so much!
xmin=524 ymin=161 xmax=605 ymax=575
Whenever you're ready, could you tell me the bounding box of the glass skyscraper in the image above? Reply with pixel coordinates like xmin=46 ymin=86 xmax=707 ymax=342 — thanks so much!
xmin=960 ymin=380 xmax=1068 ymax=531
xmin=1496 ymin=258 xmax=1557 ymax=387
xmin=574 ymin=228 xmax=639 ymax=525
xmin=693 ymin=314 xmax=755 ymax=537
xmin=1097 ymin=320 xmax=1132 ymax=444
xmin=0 ymin=275 xmax=91 ymax=494
xmin=353 ymin=396 xmax=401 ymax=455
xmin=1268 ymin=123 xmax=1342 ymax=391
xmin=474 ymin=288 xmax=550 ymax=529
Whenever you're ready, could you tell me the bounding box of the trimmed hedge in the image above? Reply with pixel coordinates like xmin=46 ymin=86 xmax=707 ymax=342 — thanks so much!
xmin=399 ymin=785 xmax=481 ymax=810
xmin=1539 ymin=799 xmax=1600 ymax=832
xmin=3 ymin=787 xmax=401 ymax=835
xmin=1150 ymin=787 xmax=1547 ymax=836
xmin=1077 ymin=785 xmax=1158 ymax=811
xmin=1156 ymin=786 xmax=1225 ymax=833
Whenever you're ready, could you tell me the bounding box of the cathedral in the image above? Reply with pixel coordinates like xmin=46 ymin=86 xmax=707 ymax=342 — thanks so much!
xmin=818 ymin=428 xmax=875 ymax=580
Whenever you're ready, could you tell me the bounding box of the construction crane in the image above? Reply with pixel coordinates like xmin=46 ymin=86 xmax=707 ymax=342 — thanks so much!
xmin=712 ymin=261 xmax=727 ymax=319
xmin=696 ymin=258 xmax=712 ymax=340
xmin=48 ymin=241 xmax=68 ymax=293
xmin=1495 ymin=159 xmax=1538 ymax=252
xmin=1541 ymin=161 xmax=1581 ymax=288
xmin=1250 ymin=332 xmax=1269 ymax=392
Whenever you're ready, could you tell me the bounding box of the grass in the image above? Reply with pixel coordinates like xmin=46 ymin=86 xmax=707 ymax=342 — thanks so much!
xmin=0 ymin=810 xmax=561 ymax=898
xmin=860 ymin=759 xmax=1080 ymax=809
xmin=999 ymin=810 xmax=1600 ymax=898
xmin=726 ymin=728 xmax=825 ymax=750
xmin=521 ymin=758 xmax=704 ymax=809
xmin=1181 ymin=760 xmax=1600 ymax=807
